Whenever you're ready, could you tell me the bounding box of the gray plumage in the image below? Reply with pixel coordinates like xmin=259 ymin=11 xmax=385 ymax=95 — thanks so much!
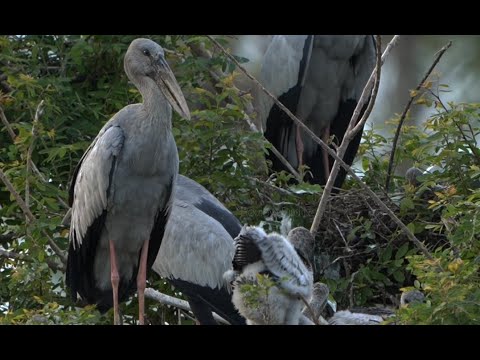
xmin=152 ymin=175 xmax=246 ymax=325
xmin=400 ymin=289 xmax=425 ymax=306
xmin=328 ymin=310 xmax=384 ymax=325
xmin=66 ymin=38 xmax=190 ymax=321
xmin=225 ymin=226 xmax=313 ymax=325
xmin=328 ymin=289 xmax=425 ymax=325
xmin=256 ymin=35 xmax=376 ymax=186
xmin=154 ymin=175 xmax=236 ymax=290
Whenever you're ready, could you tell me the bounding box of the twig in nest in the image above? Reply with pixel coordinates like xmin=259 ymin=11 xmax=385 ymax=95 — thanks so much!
xmin=385 ymin=41 xmax=452 ymax=191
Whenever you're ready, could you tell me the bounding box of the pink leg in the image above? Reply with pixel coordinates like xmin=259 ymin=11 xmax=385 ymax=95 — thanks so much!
xmin=137 ymin=239 xmax=150 ymax=325
xmin=322 ymin=127 xmax=331 ymax=181
xmin=296 ymin=124 xmax=304 ymax=168
xmin=109 ymin=240 xmax=121 ymax=325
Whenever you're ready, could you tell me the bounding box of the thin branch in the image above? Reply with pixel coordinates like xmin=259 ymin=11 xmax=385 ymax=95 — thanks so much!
xmin=0 ymin=247 xmax=64 ymax=272
xmin=385 ymin=41 xmax=452 ymax=191
xmin=0 ymin=168 xmax=67 ymax=264
xmin=144 ymin=287 xmax=230 ymax=325
xmin=207 ymin=35 xmax=435 ymax=261
xmin=310 ymin=35 xmax=384 ymax=236
xmin=25 ymin=100 xmax=44 ymax=213
xmin=0 ymin=105 xmax=16 ymax=139
xmin=0 ymin=104 xmax=69 ymax=209
xmin=247 ymin=176 xmax=295 ymax=196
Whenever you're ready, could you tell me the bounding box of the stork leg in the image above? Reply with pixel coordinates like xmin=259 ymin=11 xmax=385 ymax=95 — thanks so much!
xmin=109 ymin=240 xmax=121 ymax=326
xmin=296 ymin=124 xmax=304 ymax=168
xmin=321 ymin=127 xmax=331 ymax=182
xmin=137 ymin=238 xmax=150 ymax=325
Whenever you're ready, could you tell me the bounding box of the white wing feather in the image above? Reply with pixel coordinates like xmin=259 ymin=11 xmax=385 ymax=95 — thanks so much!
xmin=70 ymin=126 xmax=124 ymax=248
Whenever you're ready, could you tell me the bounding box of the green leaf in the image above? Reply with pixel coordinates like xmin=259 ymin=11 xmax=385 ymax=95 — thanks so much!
xmin=396 ymin=243 xmax=409 ymax=260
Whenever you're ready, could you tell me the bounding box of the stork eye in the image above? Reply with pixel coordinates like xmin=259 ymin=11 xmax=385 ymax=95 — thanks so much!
xmin=143 ymin=49 xmax=151 ymax=56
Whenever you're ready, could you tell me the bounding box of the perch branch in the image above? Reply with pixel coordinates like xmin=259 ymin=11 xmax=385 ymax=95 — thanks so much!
xmin=0 ymin=168 xmax=67 ymax=264
xmin=208 ymin=35 xmax=436 ymax=261
xmin=310 ymin=35 xmax=384 ymax=235
xmin=385 ymin=41 xmax=452 ymax=190
xmin=144 ymin=287 xmax=229 ymax=325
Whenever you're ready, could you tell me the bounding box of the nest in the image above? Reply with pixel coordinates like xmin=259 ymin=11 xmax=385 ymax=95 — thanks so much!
xmin=310 ymin=186 xmax=446 ymax=306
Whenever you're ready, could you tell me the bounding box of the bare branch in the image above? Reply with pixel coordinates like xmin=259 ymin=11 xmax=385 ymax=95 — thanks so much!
xmin=144 ymin=287 xmax=230 ymax=325
xmin=385 ymin=41 xmax=452 ymax=190
xmin=25 ymin=100 xmax=44 ymax=213
xmin=207 ymin=35 xmax=435 ymax=260
xmin=310 ymin=35 xmax=384 ymax=236
xmin=0 ymin=105 xmax=16 ymax=140
xmin=0 ymin=168 xmax=67 ymax=264
xmin=0 ymin=247 xmax=65 ymax=272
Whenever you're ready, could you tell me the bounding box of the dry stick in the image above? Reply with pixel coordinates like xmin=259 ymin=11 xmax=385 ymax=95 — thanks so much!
xmin=144 ymin=287 xmax=229 ymax=325
xmin=0 ymin=169 xmax=67 ymax=264
xmin=0 ymin=104 xmax=69 ymax=209
xmin=208 ymin=35 xmax=435 ymax=260
xmin=0 ymin=247 xmax=64 ymax=271
xmin=385 ymin=41 xmax=452 ymax=191
xmin=310 ymin=35 xmax=384 ymax=236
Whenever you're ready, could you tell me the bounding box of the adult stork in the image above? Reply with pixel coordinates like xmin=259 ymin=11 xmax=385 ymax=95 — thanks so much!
xmin=255 ymin=35 xmax=376 ymax=187
xmin=66 ymin=38 xmax=190 ymax=325
xmin=224 ymin=226 xmax=314 ymax=325
xmin=152 ymin=175 xmax=246 ymax=325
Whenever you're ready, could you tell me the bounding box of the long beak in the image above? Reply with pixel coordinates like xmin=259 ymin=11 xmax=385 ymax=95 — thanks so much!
xmin=154 ymin=57 xmax=191 ymax=120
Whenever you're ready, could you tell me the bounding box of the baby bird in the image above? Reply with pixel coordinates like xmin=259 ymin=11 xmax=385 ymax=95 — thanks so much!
xmin=224 ymin=226 xmax=313 ymax=325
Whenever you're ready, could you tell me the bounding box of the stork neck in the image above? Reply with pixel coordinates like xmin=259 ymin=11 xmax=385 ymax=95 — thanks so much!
xmin=139 ymin=77 xmax=172 ymax=131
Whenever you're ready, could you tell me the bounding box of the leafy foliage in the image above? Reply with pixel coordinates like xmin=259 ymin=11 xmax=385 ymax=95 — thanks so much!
xmin=1 ymin=36 xmax=479 ymax=324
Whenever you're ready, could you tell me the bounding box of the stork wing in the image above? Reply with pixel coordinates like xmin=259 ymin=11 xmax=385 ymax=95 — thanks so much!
xmin=153 ymin=199 xmax=235 ymax=290
xmin=255 ymin=35 xmax=312 ymax=132
xmin=66 ymin=125 xmax=124 ymax=302
xmin=68 ymin=125 xmax=124 ymax=247
xmin=175 ymin=175 xmax=241 ymax=238
xmin=253 ymin=233 xmax=312 ymax=298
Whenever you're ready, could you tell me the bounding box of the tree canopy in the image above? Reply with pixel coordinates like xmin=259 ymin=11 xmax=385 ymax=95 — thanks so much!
xmin=1 ymin=35 xmax=479 ymax=325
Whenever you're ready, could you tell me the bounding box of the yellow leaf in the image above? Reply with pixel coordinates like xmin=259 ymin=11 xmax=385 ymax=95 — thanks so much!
xmin=410 ymin=89 xmax=418 ymax=98
xmin=423 ymin=81 xmax=433 ymax=89
xmin=446 ymin=186 xmax=457 ymax=196
xmin=448 ymin=258 xmax=463 ymax=273
xmin=415 ymin=97 xmax=427 ymax=105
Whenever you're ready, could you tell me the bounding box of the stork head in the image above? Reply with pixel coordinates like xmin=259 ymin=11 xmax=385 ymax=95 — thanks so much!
xmin=124 ymin=38 xmax=190 ymax=120
xmin=400 ymin=289 xmax=425 ymax=307
xmin=287 ymin=227 xmax=314 ymax=269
